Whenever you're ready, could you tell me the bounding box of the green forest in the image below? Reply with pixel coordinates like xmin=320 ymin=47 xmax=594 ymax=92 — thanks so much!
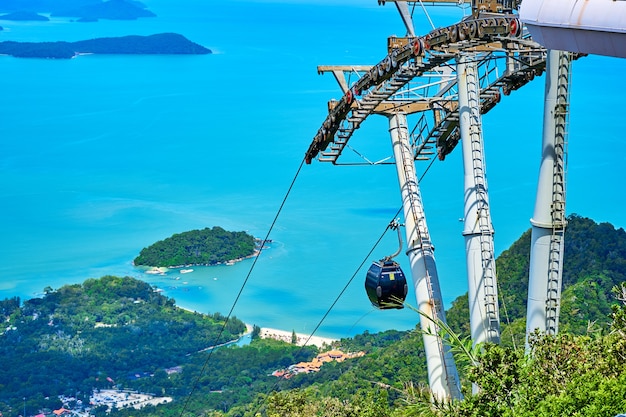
xmin=1 ymin=215 xmax=626 ymax=417
xmin=123 ymin=214 xmax=626 ymax=417
xmin=133 ymin=226 xmax=258 ymax=268
xmin=0 ymin=276 xmax=248 ymax=414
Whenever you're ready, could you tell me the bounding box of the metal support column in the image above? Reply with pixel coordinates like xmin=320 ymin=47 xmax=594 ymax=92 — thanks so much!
xmin=526 ymin=50 xmax=571 ymax=344
xmin=389 ymin=113 xmax=462 ymax=401
xmin=457 ymin=54 xmax=501 ymax=347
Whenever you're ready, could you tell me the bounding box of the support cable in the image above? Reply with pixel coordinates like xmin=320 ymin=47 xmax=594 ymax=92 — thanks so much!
xmin=286 ymin=154 xmax=438 ymax=363
xmin=178 ymin=158 xmax=306 ymax=417
xmin=250 ymin=210 xmax=399 ymax=416
xmin=497 ymin=280 xmax=515 ymax=349
xmin=251 ymin=155 xmax=438 ymax=415
xmin=181 ymin=152 xmax=437 ymax=416
xmin=417 ymin=0 xmax=437 ymax=30
xmin=296 ymin=213 xmax=399 ymax=348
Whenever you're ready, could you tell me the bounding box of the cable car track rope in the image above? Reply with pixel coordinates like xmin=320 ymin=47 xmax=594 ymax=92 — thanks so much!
xmin=178 ymin=149 xmax=437 ymax=416
xmin=178 ymin=158 xmax=305 ymax=417
xmin=177 ymin=8 xmax=562 ymax=414
xmin=304 ymin=15 xmax=557 ymax=166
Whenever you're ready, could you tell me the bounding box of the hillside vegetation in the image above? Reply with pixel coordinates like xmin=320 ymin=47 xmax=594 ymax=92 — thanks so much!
xmin=229 ymin=214 xmax=626 ymax=417
xmin=1 ymin=215 xmax=625 ymax=417
xmin=103 ymin=215 xmax=626 ymax=416
xmin=134 ymin=226 xmax=257 ymax=267
xmin=0 ymin=276 xmax=247 ymax=413
xmin=446 ymin=214 xmax=626 ymax=346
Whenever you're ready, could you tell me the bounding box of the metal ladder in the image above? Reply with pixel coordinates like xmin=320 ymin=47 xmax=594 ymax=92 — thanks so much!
xmin=545 ymin=52 xmax=571 ymax=335
xmin=396 ymin=119 xmax=461 ymax=397
xmin=465 ymin=59 xmax=501 ymax=342
xmin=320 ymin=72 xmax=415 ymax=163
xmin=411 ymin=113 xmax=438 ymax=161
xmin=319 ymin=54 xmax=456 ymax=164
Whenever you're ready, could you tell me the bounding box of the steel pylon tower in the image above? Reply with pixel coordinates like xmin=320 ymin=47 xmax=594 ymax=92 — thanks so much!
xmin=304 ymin=0 xmax=549 ymax=398
xmin=457 ymin=54 xmax=500 ymax=347
xmin=526 ymin=50 xmax=571 ymax=344
xmin=390 ymin=112 xmax=462 ymax=399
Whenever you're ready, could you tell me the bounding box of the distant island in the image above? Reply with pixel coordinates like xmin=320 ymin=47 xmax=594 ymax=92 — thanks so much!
xmin=134 ymin=226 xmax=260 ymax=268
xmin=0 ymin=11 xmax=49 ymax=21
xmin=0 ymin=33 xmax=211 ymax=58
xmin=0 ymin=0 xmax=156 ymax=21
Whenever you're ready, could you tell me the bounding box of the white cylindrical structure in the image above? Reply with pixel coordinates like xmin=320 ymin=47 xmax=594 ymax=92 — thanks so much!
xmin=394 ymin=1 xmax=416 ymax=37
xmin=526 ymin=50 xmax=569 ymax=344
xmin=526 ymin=228 xmax=553 ymax=336
xmin=457 ymin=55 xmax=500 ymax=348
xmin=520 ymin=0 xmax=626 ymax=58
xmin=389 ymin=113 xmax=462 ymax=401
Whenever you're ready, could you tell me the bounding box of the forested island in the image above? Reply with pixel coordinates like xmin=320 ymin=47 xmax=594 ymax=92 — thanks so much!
xmin=0 ymin=0 xmax=155 ymax=21
xmin=134 ymin=226 xmax=259 ymax=268
xmin=0 ymin=11 xmax=49 ymax=21
xmin=1 ymin=215 xmax=626 ymax=416
xmin=0 ymin=33 xmax=211 ymax=59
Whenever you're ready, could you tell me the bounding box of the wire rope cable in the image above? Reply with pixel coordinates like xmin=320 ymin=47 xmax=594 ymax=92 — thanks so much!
xmin=177 ymin=158 xmax=306 ymax=417
xmin=295 ymin=209 xmax=401 ymax=348
xmin=181 ymin=151 xmax=437 ymax=416
xmin=249 ymin=209 xmax=401 ymax=416
xmin=417 ymin=0 xmax=436 ymax=30
xmin=497 ymin=280 xmax=515 ymax=349
xmin=249 ymin=155 xmax=438 ymax=415
xmin=298 ymin=153 xmax=437 ymax=345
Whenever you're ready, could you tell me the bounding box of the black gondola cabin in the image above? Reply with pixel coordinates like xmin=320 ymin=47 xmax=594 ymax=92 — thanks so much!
xmin=365 ymin=259 xmax=408 ymax=309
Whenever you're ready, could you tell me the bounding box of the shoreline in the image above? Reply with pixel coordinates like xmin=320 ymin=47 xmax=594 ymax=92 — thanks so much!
xmin=258 ymin=327 xmax=337 ymax=349
xmin=138 ymin=238 xmax=270 ymax=272
xmin=173 ymin=308 xmax=337 ymax=349
xmin=139 ymin=249 xmax=262 ymax=273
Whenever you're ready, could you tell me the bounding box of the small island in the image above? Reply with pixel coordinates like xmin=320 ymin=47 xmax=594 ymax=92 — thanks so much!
xmin=134 ymin=226 xmax=261 ymax=268
xmin=0 ymin=0 xmax=156 ymax=21
xmin=0 ymin=11 xmax=49 ymax=21
xmin=0 ymin=33 xmax=211 ymax=59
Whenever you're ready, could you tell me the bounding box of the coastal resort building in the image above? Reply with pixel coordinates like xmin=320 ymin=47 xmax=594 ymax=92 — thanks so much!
xmin=274 ymin=349 xmax=365 ymax=377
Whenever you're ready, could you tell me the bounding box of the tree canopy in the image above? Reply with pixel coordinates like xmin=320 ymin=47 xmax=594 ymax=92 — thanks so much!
xmin=446 ymin=214 xmax=626 ymax=344
xmin=134 ymin=226 xmax=257 ymax=267
xmin=0 ymin=276 xmax=246 ymax=414
xmin=2 ymin=215 xmax=626 ymax=417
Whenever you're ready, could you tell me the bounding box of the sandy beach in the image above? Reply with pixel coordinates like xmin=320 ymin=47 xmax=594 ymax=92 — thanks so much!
xmin=259 ymin=327 xmax=337 ymax=349
xmin=169 ymin=317 xmax=335 ymax=349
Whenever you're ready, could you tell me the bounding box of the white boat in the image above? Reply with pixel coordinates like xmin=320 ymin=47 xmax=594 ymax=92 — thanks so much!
xmin=180 ymin=269 xmax=194 ymax=274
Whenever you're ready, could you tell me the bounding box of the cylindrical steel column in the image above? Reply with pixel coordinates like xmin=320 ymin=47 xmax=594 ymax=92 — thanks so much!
xmin=457 ymin=55 xmax=501 ymax=347
xmin=389 ymin=113 xmax=462 ymax=400
xmin=526 ymin=50 xmax=570 ymax=345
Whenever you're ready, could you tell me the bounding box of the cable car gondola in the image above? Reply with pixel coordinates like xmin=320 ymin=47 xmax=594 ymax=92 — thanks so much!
xmin=364 ymin=219 xmax=408 ymax=309
xmin=365 ymin=259 xmax=408 ymax=309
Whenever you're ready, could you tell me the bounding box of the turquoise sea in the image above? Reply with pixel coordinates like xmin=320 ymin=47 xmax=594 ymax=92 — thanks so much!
xmin=1 ymin=0 xmax=625 ymax=340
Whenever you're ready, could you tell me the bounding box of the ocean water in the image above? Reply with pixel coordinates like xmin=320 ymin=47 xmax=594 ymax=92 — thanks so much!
xmin=1 ymin=0 xmax=625 ymax=340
